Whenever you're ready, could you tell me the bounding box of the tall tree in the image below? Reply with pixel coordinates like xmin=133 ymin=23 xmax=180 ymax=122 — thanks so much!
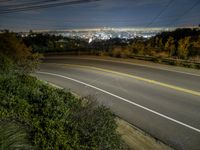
xmin=177 ymin=37 xmax=191 ymax=59
xmin=0 ymin=32 xmax=41 ymax=74
xmin=165 ymin=36 xmax=176 ymax=56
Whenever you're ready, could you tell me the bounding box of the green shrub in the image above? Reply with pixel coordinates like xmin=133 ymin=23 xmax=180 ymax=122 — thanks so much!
xmin=0 ymin=32 xmax=41 ymax=75
xmin=0 ymin=54 xmax=14 ymax=75
xmin=0 ymin=120 xmax=34 ymax=150
xmin=110 ymin=47 xmax=132 ymax=58
xmin=0 ymin=75 xmax=124 ymax=150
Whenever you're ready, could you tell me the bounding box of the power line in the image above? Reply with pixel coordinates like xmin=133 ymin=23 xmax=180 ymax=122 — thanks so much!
xmin=0 ymin=0 xmax=60 ymax=9
xmin=168 ymin=0 xmax=200 ymax=27
xmin=146 ymin=0 xmax=173 ymax=27
xmin=0 ymin=0 xmax=13 ymax=2
xmin=0 ymin=0 xmax=100 ymax=14
xmin=0 ymin=0 xmax=98 ymax=12
xmin=1 ymin=0 xmax=198 ymax=28
xmin=2 ymin=9 xmax=199 ymax=24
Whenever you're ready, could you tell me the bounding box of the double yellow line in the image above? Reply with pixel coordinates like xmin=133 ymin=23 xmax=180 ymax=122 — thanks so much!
xmin=48 ymin=63 xmax=200 ymax=97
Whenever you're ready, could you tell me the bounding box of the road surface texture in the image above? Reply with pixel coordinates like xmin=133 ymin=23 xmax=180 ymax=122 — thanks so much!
xmin=35 ymin=56 xmax=200 ymax=150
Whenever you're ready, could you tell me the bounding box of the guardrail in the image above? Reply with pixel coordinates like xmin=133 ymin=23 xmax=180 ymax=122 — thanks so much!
xmin=129 ymin=55 xmax=200 ymax=69
xmin=43 ymin=51 xmax=200 ymax=69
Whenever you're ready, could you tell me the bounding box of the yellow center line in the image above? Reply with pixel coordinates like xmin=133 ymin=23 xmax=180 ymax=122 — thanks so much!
xmin=44 ymin=63 xmax=200 ymax=96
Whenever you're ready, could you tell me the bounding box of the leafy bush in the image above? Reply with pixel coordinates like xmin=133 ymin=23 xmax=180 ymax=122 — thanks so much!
xmin=0 ymin=120 xmax=34 ymax=150
xmin=0 ymin=74 xmax=124 ymax=150
xmin=0 ymin=54 xmax=15 ymax=75
xmin=0 ymin=32 xmax=41 ymax=75
xmin=110 ymin=46 xmax=132 ymax=58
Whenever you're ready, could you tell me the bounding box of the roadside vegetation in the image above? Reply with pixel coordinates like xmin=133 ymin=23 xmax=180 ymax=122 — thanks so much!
xmin=0 ymin=32 xmax=126 ymax=150
xmin=21 ymin=28 xmax=200 ymax=68
xmin=130 ymin=28 xmax=200 ymax=59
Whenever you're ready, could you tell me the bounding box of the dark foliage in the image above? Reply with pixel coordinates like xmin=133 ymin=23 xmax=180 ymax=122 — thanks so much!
xmin=0 ymin=74 xmax=123 ymax=149
xmin=0 ymin=32 xmax=41 ymax=74
xmin=22 ymin=28 xmax=200 ymax=60
xmin=0 ymin=32 xmax=125 ymax=149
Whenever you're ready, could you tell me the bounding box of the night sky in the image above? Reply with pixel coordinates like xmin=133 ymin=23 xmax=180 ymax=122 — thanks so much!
xmin=0 ymin=0 xmax=200 ymax=31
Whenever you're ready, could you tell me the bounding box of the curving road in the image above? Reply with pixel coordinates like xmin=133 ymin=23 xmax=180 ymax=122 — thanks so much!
xmin=35 ymin=56 xmax=200 ymax=150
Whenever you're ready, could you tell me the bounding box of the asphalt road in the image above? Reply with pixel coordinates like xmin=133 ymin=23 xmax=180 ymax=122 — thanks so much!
xmin=35 ymin=56 xmax=200 ymax=150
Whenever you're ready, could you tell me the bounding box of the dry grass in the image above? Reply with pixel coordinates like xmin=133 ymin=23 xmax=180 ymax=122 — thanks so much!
xmin=116 ymin=118 xmax=173 ymax=150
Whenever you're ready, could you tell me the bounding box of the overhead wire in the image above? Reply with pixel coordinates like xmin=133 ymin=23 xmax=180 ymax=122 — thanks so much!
xmin=146 ymin=0 xmax=173 ymax=27
xmin=0 ymin=0 xmax=199 ymax=29
xmin=168 ymin=0 xmax=200 ymax=26
xmin=0 ymin=0 xmax=63 ymax=9
xmin=0 ymin=0 xmax=100 ymax=14
xmin=0 ymin=0 xmax=13 ymax=2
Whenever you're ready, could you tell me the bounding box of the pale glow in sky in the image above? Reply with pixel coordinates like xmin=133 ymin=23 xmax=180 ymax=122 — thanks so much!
xmin=0 ymin=0 xmax=199 ymax=31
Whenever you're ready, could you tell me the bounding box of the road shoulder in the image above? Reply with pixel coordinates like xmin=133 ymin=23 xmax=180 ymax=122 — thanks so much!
xmin=45 ymin=81 xmax=174 ymax=150
xmin=116 ymin=118 xmax=173 ymax=150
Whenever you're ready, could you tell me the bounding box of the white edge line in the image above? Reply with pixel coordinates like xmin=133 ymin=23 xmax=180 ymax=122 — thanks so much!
xmin=37 ymin=71 xmax=200 ymax=133
xmin=47 ymin=57 xmax=200 ymax=77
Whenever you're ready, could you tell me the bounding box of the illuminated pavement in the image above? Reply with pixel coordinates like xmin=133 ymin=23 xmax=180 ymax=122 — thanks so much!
xmin=35 ymin=56 xmax=200 ymax=150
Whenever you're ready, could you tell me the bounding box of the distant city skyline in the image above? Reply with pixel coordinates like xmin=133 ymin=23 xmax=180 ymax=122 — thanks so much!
xmin=0 ymin=0 xmax=200 ymax=31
